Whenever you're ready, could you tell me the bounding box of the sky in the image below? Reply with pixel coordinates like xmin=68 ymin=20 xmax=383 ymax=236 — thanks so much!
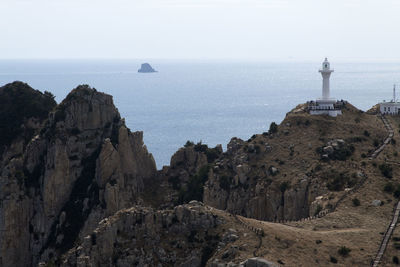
xmin=1 ymin=0 xmax=400 ymax=61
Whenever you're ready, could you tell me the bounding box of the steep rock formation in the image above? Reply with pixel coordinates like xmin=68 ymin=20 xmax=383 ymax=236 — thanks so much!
xmin=203 ymin=137 xmax=322 ymax=221
xmin=0 ymin=84 xmax=156 ymax=266
xmin=61 ymin=202 xmax=222 ymax=267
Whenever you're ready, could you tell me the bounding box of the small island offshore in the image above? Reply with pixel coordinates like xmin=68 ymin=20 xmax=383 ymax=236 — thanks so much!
xmin=138 ymin=63 xmax=157 ymax=73
xmin=1 ymin=59 xmax=400 ymax=266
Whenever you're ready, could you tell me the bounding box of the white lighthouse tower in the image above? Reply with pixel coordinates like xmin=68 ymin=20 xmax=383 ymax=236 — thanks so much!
xmin=309 ymin=58 xmax=342 ymax=117
xmin=319 ymin=58 xmax=334 ymax=101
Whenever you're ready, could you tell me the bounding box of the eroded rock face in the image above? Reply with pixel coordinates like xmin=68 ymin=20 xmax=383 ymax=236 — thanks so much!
xmin=203 ymin=137 xmax=322 ymax=221
xmin=0 ymin=85 xmax=157 ymax=266
xmin=60 ymin=203 xmax=222 ymax=267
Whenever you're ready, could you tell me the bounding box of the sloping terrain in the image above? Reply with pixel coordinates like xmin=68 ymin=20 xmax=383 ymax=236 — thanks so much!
xmin=1 ymin=81 xmax=399 ymax=267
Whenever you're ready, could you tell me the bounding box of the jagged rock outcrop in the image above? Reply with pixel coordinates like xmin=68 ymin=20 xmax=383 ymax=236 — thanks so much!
xmin=60 ymin=203 xmax=222 ymax=266
xmin=203 ymin=136 xmax=323 ymax=221
xmin=0 ymin=84 xmax=156 ymax=266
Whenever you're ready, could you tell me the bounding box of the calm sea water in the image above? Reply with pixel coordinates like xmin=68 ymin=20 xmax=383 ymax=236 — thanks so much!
xmin=0 ymin=59 xmax=399 ymax=168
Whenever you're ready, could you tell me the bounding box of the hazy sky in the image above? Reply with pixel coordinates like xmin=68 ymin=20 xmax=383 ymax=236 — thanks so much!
xmin=1 ymin=0 xmax=400 ymax=60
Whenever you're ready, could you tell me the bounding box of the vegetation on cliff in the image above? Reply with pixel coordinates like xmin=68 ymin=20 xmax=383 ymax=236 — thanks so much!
xmin=0 ymin=81 xmax=56 ymax=153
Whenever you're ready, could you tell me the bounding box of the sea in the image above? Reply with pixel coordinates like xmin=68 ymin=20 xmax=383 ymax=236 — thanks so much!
xmin=0 ymin=59 xmax=399 ymax=168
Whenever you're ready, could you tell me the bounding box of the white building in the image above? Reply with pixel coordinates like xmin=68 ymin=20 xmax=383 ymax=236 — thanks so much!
xmin=309 ymin=58 xmax=343 ymax=117
xmin=380 ymin=85 xmax=400 ymax=115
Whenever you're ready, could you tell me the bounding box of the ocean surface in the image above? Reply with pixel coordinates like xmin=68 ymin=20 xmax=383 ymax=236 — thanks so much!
xmin=0 ymin=59 xmax=399 ymax=168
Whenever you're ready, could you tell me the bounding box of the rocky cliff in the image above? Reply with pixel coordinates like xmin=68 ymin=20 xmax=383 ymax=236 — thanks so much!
xmin=163 ymin=104 xmax=386 ymax=222
xmin=0 ymin=81 xmax=392 ymax=267
xmin=0 ymin=83 xmax=156 ymax=266
xmin=61 ymin=202 xmax=222 ymax=266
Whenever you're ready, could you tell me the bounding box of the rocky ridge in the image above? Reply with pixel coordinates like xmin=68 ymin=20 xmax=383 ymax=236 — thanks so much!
xmin=0 ymin=84 xmax=156 ymax=266
xmin=0 ymin=81 xmax=396 ymax=267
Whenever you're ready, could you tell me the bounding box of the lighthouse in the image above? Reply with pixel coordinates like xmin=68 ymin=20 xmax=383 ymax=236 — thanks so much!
xmin=308 ymin=58 xmax=343 ymax=117
xmin=319 ymin=58 xmax=334 ymax=101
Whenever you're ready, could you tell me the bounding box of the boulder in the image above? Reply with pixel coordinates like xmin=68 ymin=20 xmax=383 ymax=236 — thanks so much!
xmin=372 ymin=200 xmax=382 ymax=206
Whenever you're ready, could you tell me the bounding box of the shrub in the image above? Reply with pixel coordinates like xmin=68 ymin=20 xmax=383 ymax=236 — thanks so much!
xmin=394 ymin=256 xmax=399 ymax=264
xmin=363 ymin=130 xmax=370 ymax=137
xmin=184 ymin=140 xmax=194 ymax=147
xmin=394 ymin=186 xmax=400 ymax=199
xmin=330 ymin=256 xmax=338 ymax=263
xmin=379 ymin=163 xmax=393 ymax=178
xmin=314 ymin=204 xmax=322 ymax=216
xmin=269 ymin=122 xmax=278 ymax=134
xmin=205 ymin=147 xmax=220 ymax=163
xmin=392 ymin=138 xmax=397 ymax=145
xmin=361 ymin=161 xmax=366 ymax=167
xmin=373 ymin=139 xmax=380 ymax=147
xmin=352 ymin=198 xmax=360 ymax=206
xmin=177 ymin=165 xmax=210 ymax=204
xmin=318 ymin=143 xmax=355 ymax=161
xmin=338 ymin=246 xmax=351 ymax=256
xmin=314 ymin=164 xmax=322 ymax=172
xmin=0 ymin=82 xmax=56 ymax=153
xmin=384 ymin=183 xmax=394 ymax=193
xmin=279 ymin=181 xmax=290 ymax=193
xmin=194 ymin=141 xmax=208 ymax=152
xmin=323 ymin=170 xmax=352 ymax=191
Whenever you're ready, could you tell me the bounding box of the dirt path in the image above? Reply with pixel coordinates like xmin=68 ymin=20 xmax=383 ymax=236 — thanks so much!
xmin=370 ymin=115 xmax=394 ymax=159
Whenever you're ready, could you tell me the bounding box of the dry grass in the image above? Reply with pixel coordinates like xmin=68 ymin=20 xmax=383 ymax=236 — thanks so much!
xmin=206 ymin=104 xmax=400 ymax=266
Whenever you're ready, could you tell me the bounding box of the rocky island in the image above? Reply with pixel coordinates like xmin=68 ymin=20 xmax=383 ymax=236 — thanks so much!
xmin=1 ymin=81 xmax=400 ymax=266
xmin=138 ymin=63 xmax=157 ymax=73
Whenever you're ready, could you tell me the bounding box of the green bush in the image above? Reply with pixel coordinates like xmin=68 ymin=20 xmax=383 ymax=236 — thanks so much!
xmin=352 ymin=198 xmax=360 ymax=206
xmin=178 ymin=165 xmax=210 ymax=204
xmin=184 ymin=140 xmax=194 ymax=147
xmin=393 ymin=256 xmax=399 ymax=264
xmin=314 ymin=204 xmax=322 ymax=216
xmin=394 ymin=186 xmax=400 ymax=199
xmin=323 ymin=170 xmax=352 ymax=191
xmin=269 ymin=122 xmax=278 ymax=134
xmin=330 ymin=256 xmax=338 ymax=263
xmin=373 ymin=139 xmax=380 ymax=147
xmin=279 ymin=181 xmax=290 ymax=193
xmin=0 ymin=82 xmax=56 ymax=153
xmin=338 ymin=246 xmax=351 ymax=256
xmin=379 ymin=163 xmax=393 ymax=178
xmin=384 ymin=183 xmax=394 ymax=193
xmin=194 ymin=141 xmax=208 ymax=152
xmin=205 ymin=147 xmax=220 ymax=163
xmin=363 ymin=130 xmax=370 ymax=137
